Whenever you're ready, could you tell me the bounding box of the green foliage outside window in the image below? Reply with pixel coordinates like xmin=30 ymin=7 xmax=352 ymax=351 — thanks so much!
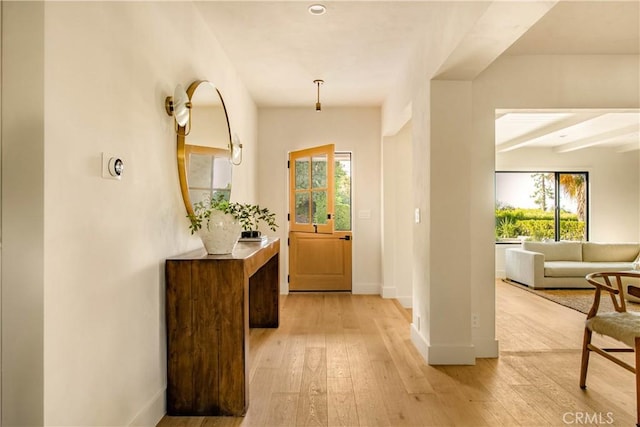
xmin=495 ymin=207 xmax=585 ymax=241
xmin=334 ymin=159 xmax=351 ymax=231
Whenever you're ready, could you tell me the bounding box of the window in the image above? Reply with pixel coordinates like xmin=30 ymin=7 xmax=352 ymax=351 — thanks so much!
xmin=495 ymin=171 xmax=588 ymax=242
xmin=334 ymin=152 xmax=352 ymax=231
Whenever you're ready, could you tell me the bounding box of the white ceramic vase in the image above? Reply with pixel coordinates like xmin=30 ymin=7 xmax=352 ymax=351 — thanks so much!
xmin=197 ymin=210 xmax=242 ymax=255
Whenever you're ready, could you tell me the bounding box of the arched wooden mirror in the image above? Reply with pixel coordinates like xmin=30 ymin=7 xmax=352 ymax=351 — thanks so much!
xmin=177 ymin=80 xmax=233 ymax=216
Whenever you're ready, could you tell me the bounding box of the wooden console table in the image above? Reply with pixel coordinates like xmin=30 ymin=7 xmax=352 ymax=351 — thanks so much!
xmin=165 ymin=238 xmax=280 ymax=416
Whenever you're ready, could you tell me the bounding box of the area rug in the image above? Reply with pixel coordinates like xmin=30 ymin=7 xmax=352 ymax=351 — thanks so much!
xmin=502 ymin=279 xmax=640 ymax=314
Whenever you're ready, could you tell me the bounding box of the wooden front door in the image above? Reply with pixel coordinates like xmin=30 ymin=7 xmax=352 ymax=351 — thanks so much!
xmin=288 ymin=145 xmax=352 ymax=291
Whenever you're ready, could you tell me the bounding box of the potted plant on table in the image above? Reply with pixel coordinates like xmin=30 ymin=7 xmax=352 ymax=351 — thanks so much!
xmin=188 ymin=194 xmax=278 ymax=254
xmin=235 ymin=203 xmax=279 ymax=240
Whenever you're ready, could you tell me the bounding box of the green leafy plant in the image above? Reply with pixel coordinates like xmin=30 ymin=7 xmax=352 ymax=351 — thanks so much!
xmin=232 ymin=203 xmax=278 ymax=232
xmin=496 ymin=217 xmax=519 ymax=239
xmin=495 ymin=206 xmax=585 ymax=242
xmin=188 ymin=194 xmax=278 ymax=234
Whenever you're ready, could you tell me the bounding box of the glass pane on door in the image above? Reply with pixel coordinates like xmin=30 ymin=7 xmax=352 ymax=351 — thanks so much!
xmin=312 ymin=190 xmax=328 ymax=225
xmin=295 ymin=157 xmax=310 ymax=190
xmin=311 ymin=154 xmax=328 ymax=188
xmin=295 ymin=192 xmax=310 ymax=224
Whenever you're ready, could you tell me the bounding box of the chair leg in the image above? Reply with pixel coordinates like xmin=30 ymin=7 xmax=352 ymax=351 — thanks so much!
xmin=635 ymin=337 xmax=640 ymax=427
xmin=580 ymin=328 xmax=592 ymax=389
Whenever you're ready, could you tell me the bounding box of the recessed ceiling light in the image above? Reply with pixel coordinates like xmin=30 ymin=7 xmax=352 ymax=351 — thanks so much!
xmin=308 ymin=4 xmax=326 ymax=15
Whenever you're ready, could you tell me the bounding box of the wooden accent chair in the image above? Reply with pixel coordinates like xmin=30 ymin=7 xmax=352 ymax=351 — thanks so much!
xmin=581 ymin=271 xmax=640 ymax=427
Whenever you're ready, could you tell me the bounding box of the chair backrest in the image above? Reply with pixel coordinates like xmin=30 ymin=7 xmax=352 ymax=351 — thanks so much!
xmin=584 ymin=271 xmax=640 ymax=319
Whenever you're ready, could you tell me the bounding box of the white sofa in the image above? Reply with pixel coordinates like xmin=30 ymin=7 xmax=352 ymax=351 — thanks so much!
xmin=505 ymin=241 xmax=640 ymax=289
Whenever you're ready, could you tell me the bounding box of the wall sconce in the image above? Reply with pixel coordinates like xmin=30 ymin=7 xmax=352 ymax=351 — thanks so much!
xmin=314 ymin=79 xmax=324 ymax=112
xmin=230 ymin=133 xmax=243 ymax=165
xmin=165 ymin=84 xmax=192 ymax=135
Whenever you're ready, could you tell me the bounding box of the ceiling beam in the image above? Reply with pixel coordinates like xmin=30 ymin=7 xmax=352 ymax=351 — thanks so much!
xmin=616 ymin=141 xmax=640 ymax=153
xmin=554 ymin=123 xmax=640 ymax=153
xmin=496 ymin=112 xmax=604 ymax=153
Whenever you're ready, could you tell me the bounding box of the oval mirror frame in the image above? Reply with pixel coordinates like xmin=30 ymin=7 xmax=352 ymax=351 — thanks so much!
xmin=176 ymin=80 xmax=233 ymax=217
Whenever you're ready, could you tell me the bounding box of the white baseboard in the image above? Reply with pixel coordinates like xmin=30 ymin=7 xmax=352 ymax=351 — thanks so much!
xmin=381 ymin=287 xmax=412 ymax=308
xmin=428 ymin=343 xmax=476 ymax=365
xmin=128 ymin=387 xmax=165 ymax=427
xmin=410 ymin=324 xmax=476 ymax=365
xmin=353 ymin=282 xmax=381 ymax=295
xmin=396 ymin=296 xmax=412 ymax=308
xmin=284 ymin=282 xmax=379 ymax=295
xmin=410 ymin=323 xmax=428 ymax=362
xmin=473 ymin=338 xmax=500 ymax=358
xmin=496 ymin=269 xmax=506 ymax=279
xmin=381 ymin=286 xmax=396 ymax=298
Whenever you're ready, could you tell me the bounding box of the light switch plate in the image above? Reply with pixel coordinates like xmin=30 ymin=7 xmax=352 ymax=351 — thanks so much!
xmin=414 ymin=208 xmax=421 ymax=223
xmin=358 ymin=210 xmax=371 ymax=220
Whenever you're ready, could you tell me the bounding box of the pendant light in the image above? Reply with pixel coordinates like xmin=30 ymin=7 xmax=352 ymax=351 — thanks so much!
xmin=314 ymin=79 xmax=324 ymax=112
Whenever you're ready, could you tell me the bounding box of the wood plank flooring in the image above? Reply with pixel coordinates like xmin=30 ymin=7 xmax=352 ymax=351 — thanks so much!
xmin=157 ymin=281 xmax=636 ymax=426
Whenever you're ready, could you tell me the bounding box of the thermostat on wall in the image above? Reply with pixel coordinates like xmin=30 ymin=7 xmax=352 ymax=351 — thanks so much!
xmin=102 ymin=152 xmax=125 ymax=180
xmin=108 ymin=157 xmax=124 ymax=178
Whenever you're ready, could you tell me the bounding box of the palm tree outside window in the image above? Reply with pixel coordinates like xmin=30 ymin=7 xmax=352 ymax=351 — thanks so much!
xmin=495 ymin=171 xmax=589 ymax=242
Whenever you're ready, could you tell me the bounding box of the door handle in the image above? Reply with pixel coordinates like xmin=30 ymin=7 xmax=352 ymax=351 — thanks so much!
xmin=339 ymin=235 xmax=351 ymax=241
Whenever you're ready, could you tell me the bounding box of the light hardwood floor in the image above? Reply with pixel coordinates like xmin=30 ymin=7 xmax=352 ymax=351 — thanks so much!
xmin=157 ymin=281 xmax=636 ymax=426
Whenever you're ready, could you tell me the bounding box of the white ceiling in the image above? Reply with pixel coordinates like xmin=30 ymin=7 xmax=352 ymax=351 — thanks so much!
xmin=196 ymin=1 xmax=487 ymax=107
xmin=195 ymin=1 xmax=640 ymax=152
xmin=505 ymin=1 xmax=640 ymax=55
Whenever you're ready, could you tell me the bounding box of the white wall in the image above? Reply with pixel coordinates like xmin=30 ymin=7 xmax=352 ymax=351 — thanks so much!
xmin=2 ymin=3 xmax=45 ymax=425
xmin=0 ymin=4 xmax=3 ymax=421
xmin=382 ymin=121 xmax=413 ymax=307
xmin=3 ymin=2 xmax=257 ymax=426
xmin=257 ymin=107 xmax=382 ymax=294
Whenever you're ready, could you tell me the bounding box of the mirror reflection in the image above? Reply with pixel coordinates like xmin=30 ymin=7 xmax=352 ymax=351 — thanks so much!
xmin=186 ymin=148 xmax=232 ymax=206
xmin=177 ymin=80 xmax=233 ymax=216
